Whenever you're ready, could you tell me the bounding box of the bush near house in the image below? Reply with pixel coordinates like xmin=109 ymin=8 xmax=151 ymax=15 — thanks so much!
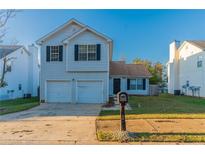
xmin=0 ymin=97 xmax=40 ymax=115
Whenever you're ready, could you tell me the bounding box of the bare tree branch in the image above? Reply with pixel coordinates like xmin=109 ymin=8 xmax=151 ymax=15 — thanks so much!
xmin=0 ymin=9 xmax=16 ymax=42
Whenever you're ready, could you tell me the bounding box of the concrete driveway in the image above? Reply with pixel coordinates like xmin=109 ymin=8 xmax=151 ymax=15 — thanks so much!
xmin=0 ymin=103 xmax=102 ymax=144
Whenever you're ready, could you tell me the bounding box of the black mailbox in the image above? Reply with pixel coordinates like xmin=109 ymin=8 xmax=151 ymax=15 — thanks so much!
xmin=117 ymin=92 xmax=128 ymax=105
xmin=117 ymin=91 xmax=128 ymax=131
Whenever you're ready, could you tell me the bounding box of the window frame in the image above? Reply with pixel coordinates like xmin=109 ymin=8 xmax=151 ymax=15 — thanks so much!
xmin=197 ymin=60 xmax=203 ymax=68
xmin=50 ymin=46 xmax=60 ymax=61
xmin=137 ymin=78 xmax=144 ymax=90
xmin=129 ymin=79 xmax=137 ymax=90
xmin=78 ymin=44 xmax=97 ymax=61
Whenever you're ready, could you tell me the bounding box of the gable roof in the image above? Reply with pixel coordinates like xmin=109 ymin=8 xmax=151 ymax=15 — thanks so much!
xmin=36 ymin=19 xmax=85 ymax=45
xmin=36 ymin=18 xmax=112 ymax=45
xmin=110 ymin=61 xmax=152 ymax=78
xmin=0 ymin=45 xmax=23 ymax=59
xmin=62 ymin=26 xmax=112 ymax=44
xmin=177 ymin=40 xmax=205 ymax=51
xmin=187 ymin=40 xmax=205 ymax=50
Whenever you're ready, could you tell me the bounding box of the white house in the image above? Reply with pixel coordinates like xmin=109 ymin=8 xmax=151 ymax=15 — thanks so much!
xmin=0 ymin=45 xmax=39 ymax=100
xmin=36 ymin=19 xmax=151 ymax=104
xmin=167 ymin=40 xmax=205 ymax=97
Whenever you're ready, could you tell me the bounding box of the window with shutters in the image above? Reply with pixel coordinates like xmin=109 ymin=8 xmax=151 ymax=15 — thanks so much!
xmin=78 ymin=44 xmax=97 ymax=61
xmin=137 ymin=79 xmax=144 ymax=90
xmin=50 ymin=46 xmax=60 ymax=61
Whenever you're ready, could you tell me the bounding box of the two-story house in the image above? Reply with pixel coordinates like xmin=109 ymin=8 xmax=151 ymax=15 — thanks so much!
xmin=0 ymin=45 xmax=39 ymax=100
xmin=167 ymin=40 xmax=205 ymax=97
xmin=37 ymin=19 xmax=151 ymax=104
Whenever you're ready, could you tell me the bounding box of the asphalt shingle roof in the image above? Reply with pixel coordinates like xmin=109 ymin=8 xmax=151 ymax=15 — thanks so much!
xmin=110 ymin=61 xmax=152 ymax=77
xmin=0 ymin=45 xmax=22 ymax=59
xmin=187 ymin=40 xmax=205 ymax=49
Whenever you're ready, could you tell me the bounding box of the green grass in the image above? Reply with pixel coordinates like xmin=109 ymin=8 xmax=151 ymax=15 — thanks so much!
xmin=99 ymin=94 xmax=205 ymax=119
xmin=0 ymin=97 xmax=40 ymax=115
xmin=97 ymin=131 xmax=205 ymax=142
xmin=97 ymin=131 xmax=205 ymax=143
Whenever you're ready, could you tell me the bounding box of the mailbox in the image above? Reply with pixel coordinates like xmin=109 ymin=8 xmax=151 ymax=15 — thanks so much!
xmin=117 ymin=91 xmax=128 ymax=131
xmin=117 ymin=92 xmax=128 ymax=105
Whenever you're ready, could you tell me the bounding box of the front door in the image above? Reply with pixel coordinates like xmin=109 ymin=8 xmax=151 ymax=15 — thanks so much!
xmin=113 ymin=78 xmax=121 ymax=94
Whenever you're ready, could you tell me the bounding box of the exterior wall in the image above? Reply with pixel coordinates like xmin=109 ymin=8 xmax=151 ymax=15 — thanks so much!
xmin=0 ymin=48 xmax=30 ymax=100
xmin=66 ymin=31 xmax=109 ymax=72
xmin=168 ymin=41 xmax=180 ymax=94
xmin=178 ymin=44 xmax=205 ymax=97
xmin=168 ymin=41 xmax=205 ymax=97
xmin=28 ymin=45 xmax=40 ymax=96
xmin=109 ymin=76 xmax=149 ymax=96
xmin=40 ymin=23 xmax=110 ymax=103
xmin=0 ymin=46 xmax=39 ymax=100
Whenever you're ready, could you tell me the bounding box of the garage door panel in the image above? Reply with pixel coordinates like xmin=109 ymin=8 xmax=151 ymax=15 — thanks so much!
xmin=47 ymin=81 xmax=71 ymax=103
xmin=77 ymin=81 xmax=103 ymax=104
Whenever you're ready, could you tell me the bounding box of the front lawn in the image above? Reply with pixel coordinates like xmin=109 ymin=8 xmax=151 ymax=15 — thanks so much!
xmin=0 ymin=97 xmax=40 ymax=115
xmin=99 ymin=94 xmax=205 ymax=119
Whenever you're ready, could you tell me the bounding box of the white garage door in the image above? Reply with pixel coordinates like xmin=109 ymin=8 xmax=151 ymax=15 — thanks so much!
xmin=47 ymin=81 xmax=72 ymax=103
xmin=77 ymin=81 xmax=103 ymax=103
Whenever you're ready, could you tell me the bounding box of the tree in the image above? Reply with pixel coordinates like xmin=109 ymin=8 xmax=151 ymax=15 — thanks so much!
xmin=0 ymin=10 xmax=17 ymax=88
xmin=133 ymin=58 xmax=163 ymax=84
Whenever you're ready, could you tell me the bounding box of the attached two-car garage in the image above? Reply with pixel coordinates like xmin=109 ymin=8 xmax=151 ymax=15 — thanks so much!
xmin=46 ymin=80 xmax=103 ymax=104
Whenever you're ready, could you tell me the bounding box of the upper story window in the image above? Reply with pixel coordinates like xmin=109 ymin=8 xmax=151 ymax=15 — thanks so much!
xmin=50 ymin=46 xmax=60 ymax=61
xmin=197 ymin=56 xmax=203 ymax=68
xmin=6 ymin=64 xmax=12 ymax=72
xmin=46 ymin=45 xmax=63 ymax=62
xmin=75 ymin=44 xmax=101 ymax=61
xmin=197 ymin=60 xmax=203 ymax=68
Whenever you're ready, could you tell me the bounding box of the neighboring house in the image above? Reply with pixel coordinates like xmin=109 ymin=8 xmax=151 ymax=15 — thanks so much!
xmin=0 ymin=45 xmax=39 ymax=100
xmin=167 ymin=40 xmax=205 ymax=97
xmin=36 ymin=19 xmax=151 ymax=104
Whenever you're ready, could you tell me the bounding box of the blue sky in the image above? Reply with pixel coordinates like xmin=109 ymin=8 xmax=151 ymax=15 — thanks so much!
xmin=3 ymin=9 xmax=205 ymax=64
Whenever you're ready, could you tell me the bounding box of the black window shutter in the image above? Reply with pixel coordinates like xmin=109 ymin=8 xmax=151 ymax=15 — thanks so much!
xmin=46 ymin=46 xmax=50 ymax=62
xmin=74 ymin=45 xmax=79 ymax=61
xmin=127 ymin=79 xmax=130 ymax=90
xmin=143 ymin=78 xmax=146 ymax=90
xmin=59 ymin=45 xmax=63 ymax=61
xmin=97 ymin=44 xmax=101 ymax=60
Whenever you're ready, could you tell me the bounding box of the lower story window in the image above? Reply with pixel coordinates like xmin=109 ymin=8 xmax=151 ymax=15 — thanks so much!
xmin=137 ymin=79 xmax=144 ymax=90
xmin=129 ymin=79 xmax=136 ymax=90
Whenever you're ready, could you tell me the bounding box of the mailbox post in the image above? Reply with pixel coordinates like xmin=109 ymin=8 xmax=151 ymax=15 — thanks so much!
xmin=117 ymin=92 xmax=128 ymax=131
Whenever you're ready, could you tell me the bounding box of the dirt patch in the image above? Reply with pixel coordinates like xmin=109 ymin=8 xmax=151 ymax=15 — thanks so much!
xmin=96 ymin=119 xmax=155 ymax=132
xmin=45 ymin=124 xmax=52 ymax=126
xmin=11 ymin=130 xmax=33 ymax=134
xmin=154 ymin=120 xmax=177 ymax=123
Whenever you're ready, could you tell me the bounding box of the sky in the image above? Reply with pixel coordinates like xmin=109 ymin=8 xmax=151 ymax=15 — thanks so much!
xmin=3 ymin=9 xmax=205 ymax=64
